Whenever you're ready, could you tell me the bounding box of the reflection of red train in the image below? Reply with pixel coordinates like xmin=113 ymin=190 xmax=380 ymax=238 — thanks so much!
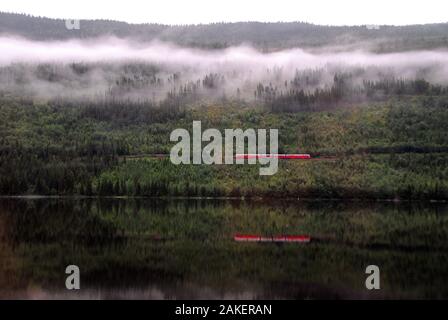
xmin=235 ymin=154 xmax=311 ymax=160
xmin=234 ymin=234 xmax=311 ymax=243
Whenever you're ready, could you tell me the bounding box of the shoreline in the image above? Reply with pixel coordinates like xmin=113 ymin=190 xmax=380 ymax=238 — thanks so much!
xmin=0 ymin=195 xmax=447 ymax=203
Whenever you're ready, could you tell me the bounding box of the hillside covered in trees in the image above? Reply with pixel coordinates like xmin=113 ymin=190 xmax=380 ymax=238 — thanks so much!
xmin=1 ymin=93 xmax=448 ymax=199
xmin=1 ymin=11 xmax=448 ymax=51
xmin=1 ymin=12 xmax=448 ymax=200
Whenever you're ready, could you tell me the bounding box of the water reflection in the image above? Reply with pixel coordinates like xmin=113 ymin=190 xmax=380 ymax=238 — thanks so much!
xmin=0 ymin=198 xmax=447 ymax=299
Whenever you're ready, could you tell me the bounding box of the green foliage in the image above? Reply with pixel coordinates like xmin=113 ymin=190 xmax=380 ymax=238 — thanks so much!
xmin=1 ymin=94 xmax=448 ymax=199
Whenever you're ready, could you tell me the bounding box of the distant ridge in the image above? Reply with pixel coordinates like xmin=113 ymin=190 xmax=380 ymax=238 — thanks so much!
xmin=1 ymin=11 xmax=448 ymax=51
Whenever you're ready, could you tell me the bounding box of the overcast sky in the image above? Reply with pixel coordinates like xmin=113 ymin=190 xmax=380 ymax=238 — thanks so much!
xmin=1 ymin=0 xmax=447 ymax=26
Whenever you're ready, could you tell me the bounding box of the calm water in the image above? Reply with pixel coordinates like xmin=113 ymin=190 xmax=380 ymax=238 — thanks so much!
xmin=0 ymin=198 xmax=447 ymax=299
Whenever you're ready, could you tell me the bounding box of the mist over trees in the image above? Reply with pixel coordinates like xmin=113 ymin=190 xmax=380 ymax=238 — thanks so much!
xmin=1 ymin=61 xmax=448 ymax=113
xmin=2 ymin=11 xmax=448 ymax=108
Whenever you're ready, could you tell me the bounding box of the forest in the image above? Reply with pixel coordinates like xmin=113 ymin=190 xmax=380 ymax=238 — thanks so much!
xmin=2 ymin=12 xmax=448 ymax=52
xmin=1 ymin=88 xmax=448 ymax=199
xmin=1 ymin=12 xmax=448 ymax=200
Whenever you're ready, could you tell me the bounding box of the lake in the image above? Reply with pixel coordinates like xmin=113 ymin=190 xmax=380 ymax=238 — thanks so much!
xmin=0 ymin=198 xmax=447 ymax=299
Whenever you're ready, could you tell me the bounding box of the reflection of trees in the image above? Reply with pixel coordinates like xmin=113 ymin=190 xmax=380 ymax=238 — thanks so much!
xmin=0 ymin=199 xmax=447 ymax=298
xmin=0 ymin=213 xmax=23 ymax=297
xmin=0 ymin=199 xmax=119 ymax=243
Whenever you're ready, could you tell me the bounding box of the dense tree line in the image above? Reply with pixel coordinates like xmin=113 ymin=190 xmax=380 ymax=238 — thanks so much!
xmin=261 ymin=75 xmax=448 ymax=112
xmin=2 ymin=12 xmax=448 ymax=52
xmin=0 ymin=95 xmax=187 ymax=195
xmin=1 ymin=94 xmax=448 ymax=199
